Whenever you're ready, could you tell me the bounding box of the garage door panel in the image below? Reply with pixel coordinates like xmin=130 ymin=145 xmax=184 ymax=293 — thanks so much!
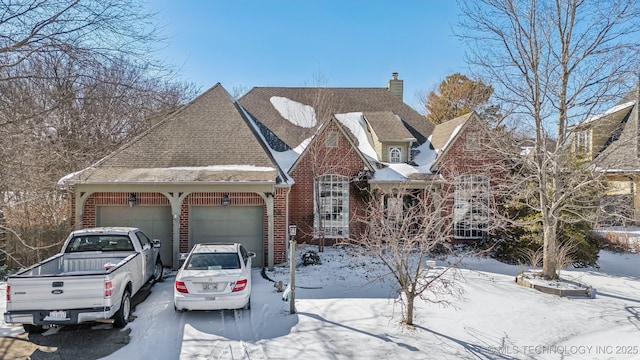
xmin=97 ymin=206 xmax=173 ymax=267
xmin=190 ymin=207 xmax=264 ymax=267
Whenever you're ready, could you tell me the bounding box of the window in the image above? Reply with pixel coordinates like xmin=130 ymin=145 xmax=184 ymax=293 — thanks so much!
xmin=325 ymin=131 xmax=338 ymax=148
xmin=575 ymin=130 xmax=590 ymax=153
xmin=389 ymin=146 xmax=402 ymax=163
xmin=385 ymin=195 xmax=403 ymax=222
xmin=454 ymin=175 xmax=489 ymax=239
xmin=466 ymin=133 xmax=480 ymax=150
xmin=315 ymin=174 xmax=349 ymax=238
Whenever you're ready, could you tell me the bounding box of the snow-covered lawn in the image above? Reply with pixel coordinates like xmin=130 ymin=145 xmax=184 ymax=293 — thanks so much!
xmin=2 ymin=246 xmax=639 ymax=359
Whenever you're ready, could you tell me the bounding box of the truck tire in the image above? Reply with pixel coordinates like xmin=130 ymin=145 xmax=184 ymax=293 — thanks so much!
xmin=113 ymin=290 xmax=131 ymax=328
xmin=23 ymin=324 xmax=47 ymax=334
xmin=152 ymin=258 xmax=163 ymax=283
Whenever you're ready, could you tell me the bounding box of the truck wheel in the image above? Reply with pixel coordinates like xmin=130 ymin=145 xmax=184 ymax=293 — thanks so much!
xmin=23 ymin=324 xmax=47 ymax=334
xmin=113 ymin=290 xmax=131 ymax=328
xmin=152 ymin=258 xmax=163 ymax=283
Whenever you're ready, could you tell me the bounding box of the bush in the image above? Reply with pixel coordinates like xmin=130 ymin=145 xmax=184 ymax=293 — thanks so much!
xmin=301 ymin=250 xmax=321 ymax=266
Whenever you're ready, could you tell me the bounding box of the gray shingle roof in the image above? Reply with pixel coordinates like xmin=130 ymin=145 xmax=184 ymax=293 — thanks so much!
xmin=62 ymin=83 xmax=282 ymax=184
xmin=239 ymin=87 xmax=432 ymax=149
xmin=363 ymin=111 xmax=416 ymax=142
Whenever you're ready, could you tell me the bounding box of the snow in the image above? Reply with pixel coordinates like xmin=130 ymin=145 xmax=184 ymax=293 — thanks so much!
xmin=270 ymin=96 xmax=317 ymax=128
xmin=3 ymin=246 xmax=640 ymax=359
xmin=334 ymin=112 xmax=379 ymax=161
xmin=167 ymin=165 xmax=275 ymax=172
xmin=412 ymin=140 xmax=437 ymax=172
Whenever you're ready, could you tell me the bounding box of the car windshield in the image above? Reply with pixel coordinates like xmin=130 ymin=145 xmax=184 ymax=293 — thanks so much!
xmin=186 ymin=253 xmax=240 ymax=270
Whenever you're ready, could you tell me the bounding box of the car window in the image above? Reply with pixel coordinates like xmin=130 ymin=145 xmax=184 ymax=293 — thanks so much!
xmin=136 ymin=231 xmax=151 ymax=249
xmin=65 ymin=235 xmax=133 ymax=252
xmin=239 ymin=245 xmax=248 ymax=265
xmin=186 ymin=253 xmax=241 ymax=270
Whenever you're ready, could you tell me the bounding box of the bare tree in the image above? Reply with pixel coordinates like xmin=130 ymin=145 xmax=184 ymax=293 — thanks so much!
xmin=0 ymin=1 xmax=197 ymax=267
xmin=353 ymin=185 xmax=467 ymax=326
xmin=458 ymin=0 xmax=640 ymax=279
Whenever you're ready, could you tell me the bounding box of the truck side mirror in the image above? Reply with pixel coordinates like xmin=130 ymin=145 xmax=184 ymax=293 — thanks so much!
xmin=247 ymin=251 xmax=256 ymax=258
xmin=152 ymin=239 xmax=161 ymax=248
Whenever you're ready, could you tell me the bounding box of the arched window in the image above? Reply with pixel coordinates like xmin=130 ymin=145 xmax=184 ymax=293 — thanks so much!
xmin=314 ymin=174 xmax=349 ymax=238
xmin=454 ymin=175 xmax=489 ymax=239
xmin=389 ymin=147 xmax=402 ymax=163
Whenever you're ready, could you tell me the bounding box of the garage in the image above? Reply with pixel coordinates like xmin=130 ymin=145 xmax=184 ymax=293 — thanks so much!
xmin=96 ymin=206 xmax=173 ymax=267
xmin=190 ymin=206 xmax=264 ymax=267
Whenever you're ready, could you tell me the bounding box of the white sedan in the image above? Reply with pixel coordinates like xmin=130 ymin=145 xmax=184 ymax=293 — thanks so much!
xmin=174 ymin=243 xmax=255 ymax=311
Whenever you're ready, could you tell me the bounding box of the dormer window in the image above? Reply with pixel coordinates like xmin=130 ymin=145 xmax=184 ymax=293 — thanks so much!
xmin=389 ymin=147 xmax=402 ymax=163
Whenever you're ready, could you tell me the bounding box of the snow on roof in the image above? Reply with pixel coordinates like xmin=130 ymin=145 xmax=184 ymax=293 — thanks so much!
xmin=167 ymin=165 xmax=275 ymax=172
xmin=373 ymin=163 xmax=418 ymax=181
xmin=582 ymin=101 xmax=635 ymax=125
xmin=441 ymin=123 xmax=464 ymax=152
xmin=334 ymin=112 xmax=378 ymax=161
xmin=270 ymin=96 xmax=317 ymax=128
xmin=412 ymin=140 xmax=437 ymax=172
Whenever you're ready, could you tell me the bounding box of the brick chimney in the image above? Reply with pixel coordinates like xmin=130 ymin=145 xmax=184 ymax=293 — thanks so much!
xmin=387 ymin=72 xmax=403 ymax=101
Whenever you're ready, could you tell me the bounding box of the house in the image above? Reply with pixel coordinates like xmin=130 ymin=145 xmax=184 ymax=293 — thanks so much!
xmin=58 ymin=74 xmax=503 ymax=269
xmin=568 ymin=87 xmax=640 ymax=225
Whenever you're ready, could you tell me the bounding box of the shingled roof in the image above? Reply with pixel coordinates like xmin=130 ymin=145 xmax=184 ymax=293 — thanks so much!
xmin=429 ymin=112 xmax=473 ymax=152
xmin=239 ymin=87 xmax=432 ymax=149
xmin=363 ymin=111 xmax=416 ymax=142
xmin=592 ymin=102 xmax=640 ymax=172
xmin=60 ymin=83 xmax=284 ymax=185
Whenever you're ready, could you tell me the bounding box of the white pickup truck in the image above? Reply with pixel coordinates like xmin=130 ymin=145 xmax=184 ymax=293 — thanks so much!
xmin=4 ymin=227 xmax=163 ymax=333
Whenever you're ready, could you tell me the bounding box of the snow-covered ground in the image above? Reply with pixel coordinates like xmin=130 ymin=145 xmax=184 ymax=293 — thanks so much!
xmin=1 ymin=245 xmax=639 ymax=360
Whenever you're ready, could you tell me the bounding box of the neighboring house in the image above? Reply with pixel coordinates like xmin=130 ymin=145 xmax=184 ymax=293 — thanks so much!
xmin=59 ymin=74 xmax=503 ymax=269
xmin=568 ymin=88 xmax=640 ymax=225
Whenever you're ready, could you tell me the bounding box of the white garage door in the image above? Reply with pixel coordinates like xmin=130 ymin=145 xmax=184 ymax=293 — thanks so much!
xmin=190 ymin=206 xmax=264 ymax=267
xmin=97 ymin=206 xmax=173 ymax=267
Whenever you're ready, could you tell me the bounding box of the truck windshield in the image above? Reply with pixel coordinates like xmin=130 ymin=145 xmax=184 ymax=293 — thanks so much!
xmin=65 ymin=235 xmax=134 ymax=253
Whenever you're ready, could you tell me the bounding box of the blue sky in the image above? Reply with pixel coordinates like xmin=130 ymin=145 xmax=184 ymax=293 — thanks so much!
xmin=146 ymin=1 xmax=468 ymax=111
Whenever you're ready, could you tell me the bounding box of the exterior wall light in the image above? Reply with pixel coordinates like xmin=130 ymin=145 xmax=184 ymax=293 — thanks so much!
xmin=128 ymin=193 xmax=137 ymax=207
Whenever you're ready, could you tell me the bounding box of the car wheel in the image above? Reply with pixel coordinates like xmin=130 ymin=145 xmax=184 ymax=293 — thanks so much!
xmin=113 ymin=290 xmax=131 ymax=328
xmin=23 ymin=324 xmax=47 ymax=334
xmin=243 ymin=297 xmax=251 ymax=310
xmin=152 ymin=259 xmax=163 ymax=283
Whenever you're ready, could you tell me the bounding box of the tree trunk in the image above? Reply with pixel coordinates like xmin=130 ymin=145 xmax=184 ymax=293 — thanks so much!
xmin=405 ymin=291 xmax=415 ymax=326
xmin=542 ymin=220 xmax=558 ymax=279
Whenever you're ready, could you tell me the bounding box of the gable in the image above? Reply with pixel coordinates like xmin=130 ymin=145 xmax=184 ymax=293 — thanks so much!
xmin=60 ymin=84 xmax=284 ymax=185
xmin=430 ymin=112 xmax=494 ymax=172
xmin=289 ymin=116 xmax=375 ymax=176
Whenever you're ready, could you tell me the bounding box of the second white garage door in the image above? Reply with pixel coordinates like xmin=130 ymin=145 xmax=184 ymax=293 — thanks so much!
xmin=190 ymin=206 xmax=264 ymax=267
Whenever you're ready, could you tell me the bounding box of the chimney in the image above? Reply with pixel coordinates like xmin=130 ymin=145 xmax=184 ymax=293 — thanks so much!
xmin=387 ymin=72 xmax=403 ymax=101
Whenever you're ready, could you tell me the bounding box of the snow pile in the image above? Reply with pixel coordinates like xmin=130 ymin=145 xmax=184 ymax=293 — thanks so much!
xmin=270 ymin=96 xmax=317 ymax=128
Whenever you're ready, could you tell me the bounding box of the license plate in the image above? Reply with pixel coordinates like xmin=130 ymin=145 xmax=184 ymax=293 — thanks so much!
xmin=203 ymin=283 xmax=218 ymax=291
xmin=49 ymin=310 xmax=67 ymax=319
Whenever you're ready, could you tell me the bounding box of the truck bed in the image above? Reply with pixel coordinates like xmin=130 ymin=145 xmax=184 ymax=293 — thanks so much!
xmin=15 ymin=252 xmax=136 ymax=277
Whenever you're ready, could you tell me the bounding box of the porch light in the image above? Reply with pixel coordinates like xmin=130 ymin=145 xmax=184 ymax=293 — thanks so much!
xmin=222 ymin=193 xmax=230 ymax=207
xmin=128 ymin=193 xmax=137 ymax=207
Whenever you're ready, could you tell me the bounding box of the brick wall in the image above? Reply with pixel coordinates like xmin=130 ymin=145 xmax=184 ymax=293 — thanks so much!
xmin=73 ymin=190 xmax=288 ymax=265
xmin=289 ymin=121 xmax=369 ymax=244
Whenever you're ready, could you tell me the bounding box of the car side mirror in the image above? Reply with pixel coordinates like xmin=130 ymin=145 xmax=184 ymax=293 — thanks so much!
xmin=247 ymin=251 xmax=256 ymax=258
xmin=152 ymin=239 xmax=161 ymax=248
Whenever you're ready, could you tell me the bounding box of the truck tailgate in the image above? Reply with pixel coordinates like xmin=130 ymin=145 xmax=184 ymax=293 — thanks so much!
xmin=7 ymin=275 xmax=108 ymax=312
